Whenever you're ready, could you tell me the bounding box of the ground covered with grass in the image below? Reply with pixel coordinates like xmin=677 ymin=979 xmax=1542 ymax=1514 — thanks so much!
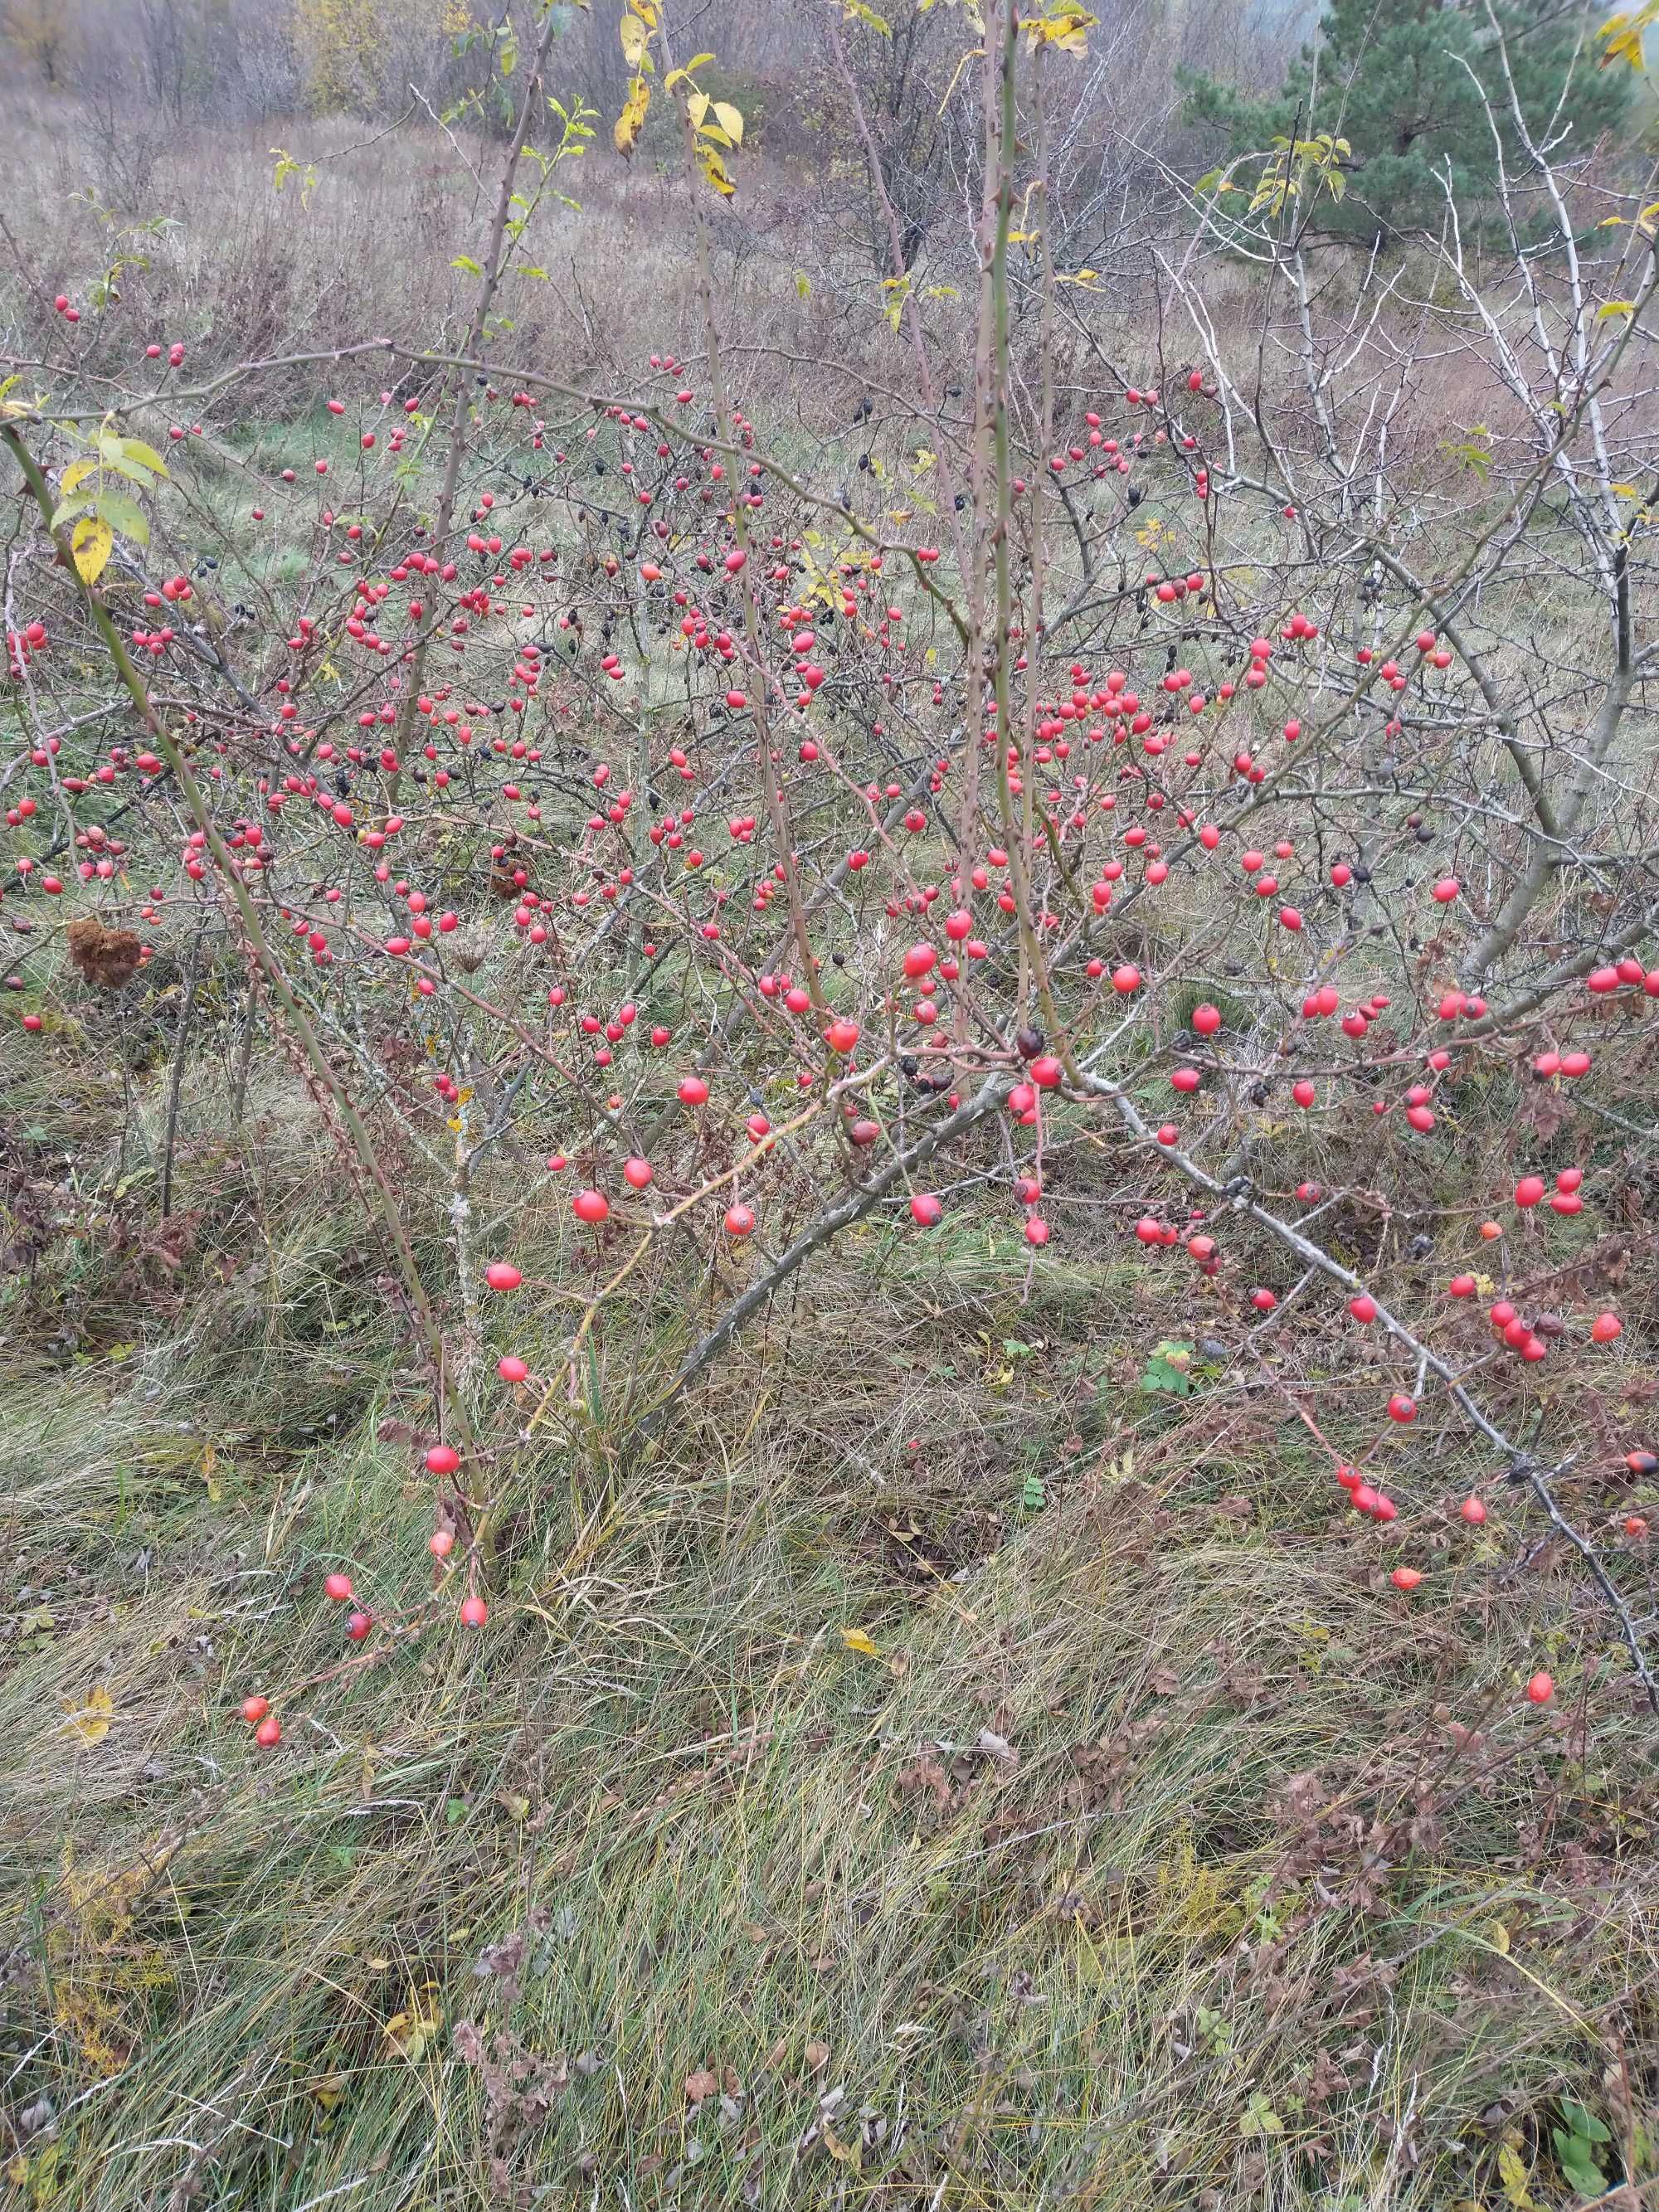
xmin=2 ymin=999 xmax=1657 ymax=2212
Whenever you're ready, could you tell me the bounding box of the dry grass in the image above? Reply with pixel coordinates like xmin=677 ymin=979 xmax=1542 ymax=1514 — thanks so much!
xmin=2 ymin=77 xmax=1594 ymax=461
xmin=2 ymin=976 xmax=1657 ymax=2212
xmin=0 ymin=84 xmax=941 ymax=421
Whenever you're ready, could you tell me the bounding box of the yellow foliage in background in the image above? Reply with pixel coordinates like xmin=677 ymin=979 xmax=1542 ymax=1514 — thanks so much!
xmin=50 ymin=1837 xmax=181 ymax=2076
xmin=0 ymin=0 xmax=81 ymax=82
xmin=293 ymin=0 xmax=472 ymax=115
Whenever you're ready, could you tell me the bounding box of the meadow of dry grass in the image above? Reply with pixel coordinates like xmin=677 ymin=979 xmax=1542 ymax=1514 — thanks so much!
xmin=0 ymin=85 xmax=926 ymax=411
xmin=3 ymin=79 xmax=1580 ymax=449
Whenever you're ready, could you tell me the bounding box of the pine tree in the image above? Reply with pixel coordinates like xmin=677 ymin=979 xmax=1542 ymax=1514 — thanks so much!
xmin=1179 ymin=0 xmax=1630 ymax=242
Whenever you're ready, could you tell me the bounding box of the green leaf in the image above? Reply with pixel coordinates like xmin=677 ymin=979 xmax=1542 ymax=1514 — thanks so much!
xmin=1553 ymin=2132 xmax=1608 ymax=2197
xmin=1559 ymin=2100 xmax=1610 ymax=2144
xmin=100 ymin=453 xmax=160 ymax=490
xmin=98 ymin=489 xmax=150 ymax=547
xmin=119 ymin=436 xmax=170 ymax=477
xmin=1239 ymin=2089 xmax=1283 ymax=2138
xmin=452 ymin=255 xmax=484 ymax=275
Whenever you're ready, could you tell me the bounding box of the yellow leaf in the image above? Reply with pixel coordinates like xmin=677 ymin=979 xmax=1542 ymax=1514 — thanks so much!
xmin=613 ymin=76 xmax=649 ymax=157
xmin=1597 ymin=2 xmax=1659 ymax=68
xmin=1024 ymin=2 xmax=1096 ymax=53
xmin=60 ymin=1685 xmax=114 ymax=1747
xmin=619 ymin=12 xmax=650 ymax=67
xmin=1597 ymin=299 xmax=1635 ymax=319
xmin=687 ymin=88 xmax=709 ymax=128
xmin=795 ymin=269 xmax=811 ymax=299
xmin=7 ymin=2142 xmax=63 ymax=2205
xmin=821 ymin=2117 xmax=862 ymax=2166
xmin=385 ymin=1986 xmax=443 ymax=2062
xmin=0 ymin=384 xmax=51 ymax=422
xmin=1498 ymin=2142 xmax=1539 ymax=2210
xmin=199 ymin=1440 xmax=222 ymax=1503
xmin=71 ymin=516 xmax=112 ymax=586
xmin=1612 ymin=483 xmax=1637 ymax=497
xmin=698 ymin=139 xmax=735 ymax=195
xmin=841 ymin=1627 xmax=879 ymax=1656
xmin=61 ymin=457 xmax=99 ymax=496
xmin=713 ymin=100 xmax=743 ymax=145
